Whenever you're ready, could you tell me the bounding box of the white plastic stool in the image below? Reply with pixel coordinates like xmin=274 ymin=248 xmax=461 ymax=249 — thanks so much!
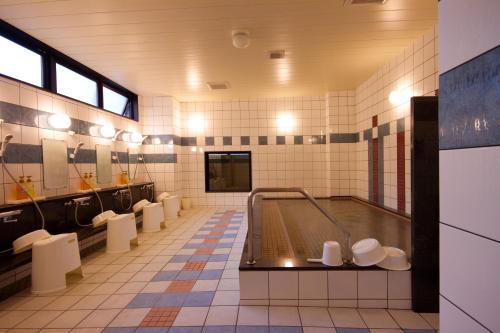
xmin=181 ymin=198 xmax=192 ymax=210
xmin=169 ymin=195 xmax=181 ymax=215
xmin=106 ymin=213 xmax=138 ymax=254
xmin=163 ymin=196 xmax=178 ymax=220
xmin=142 ymin=203 xmax=164 ymax=233
xmin=156 ymin=192 xmax=170 ymax=203
xmin=31 ymin=233 xmax=82 ymax=294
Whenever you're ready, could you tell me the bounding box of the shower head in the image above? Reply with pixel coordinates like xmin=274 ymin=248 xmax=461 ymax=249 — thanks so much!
xmin=72 ymin=142 xmax=84 ymax=159
xmin=112 ymin=129 xmax=124 ymax=142
xmin=0 ymin=134 xmax=14 ymax=157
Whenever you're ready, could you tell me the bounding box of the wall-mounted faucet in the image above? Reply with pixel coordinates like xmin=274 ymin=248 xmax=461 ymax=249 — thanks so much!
xmin=65 ymin=196 xmax=92 ymax=207
xmin=0 ymin=209 xmax=22 ymax=223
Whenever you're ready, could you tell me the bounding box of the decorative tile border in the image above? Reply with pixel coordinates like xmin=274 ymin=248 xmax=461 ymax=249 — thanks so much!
xmin=439 ymin=45 xmax=500 ymax=150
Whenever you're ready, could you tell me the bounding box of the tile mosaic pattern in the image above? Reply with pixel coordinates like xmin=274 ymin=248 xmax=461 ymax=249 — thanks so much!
xmin=0 ymin=208 xmax=438 ymax=332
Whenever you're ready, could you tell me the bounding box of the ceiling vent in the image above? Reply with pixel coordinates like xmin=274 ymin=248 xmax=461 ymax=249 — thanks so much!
xmin=269 ymin=50 xmax=286 ymax=59
xmin=344 ymin=0 xmax=387 ymax=5
xmin=207 ymin=82 xmax=230 ymax=90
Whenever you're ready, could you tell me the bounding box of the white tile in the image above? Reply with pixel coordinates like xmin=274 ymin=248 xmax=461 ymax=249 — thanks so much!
xmin=440 ymin=146 xmax=500 ymax=240
xmin=388 ymin=310 xmax=432 ymax=329
xmin=302 ymin=328 xmax=337 ymax=333
xmin=237 ymin=306 xmax=268 ymax=326
xmin=17 ymin=311 xmax=64 ymax=329
xmin=211 ymin=290 xmax=240 ymax=306
xmin=192 ymin=280 xmax=219 ymax=292
xmin=328 ymin=271 xmax=357 ymax=300
xmin=173 ymin=307 xmax=209 ymax=326
xmin=217 ymin=279 xmax=240 ymax=291
xmin=46 ymin=310 xmax=92 ymax=328
xmin=205 ymin=306 xmax=238 ymax=326
xmin=388 ymin=271 xmax=411 ymax=300
xmin=0 ymin=311 xmax=36 ymax=329
xmin=76 ymin=309 xmax=120 ymax=327
xmin=269 ymin=306 xmax=301 ymax=326
xmin=358 ymin=309 xmax=399 ymax=329
xmin=108 ymin=308 xmax=150 ymax=327
xmin=440 ymin=223 xmax=500 ymax=332
xmin=441 ymin=296 xmax=489 ymax=333
xmin=358 ymin=271 xmax=387 ymax=300
xmin=269 ymin=271 xmax=298 ymax=300
xmin=299 ymin=271 xmax=327 ymax=300
xmin=239 ymin=271 xmax=268 ymax=299
xmin=329 ymin=308 xmax=366 ymax=328
xmin=298 ymin=307 xmax=333 ymax=327
xmin=420 ymin=312 xmax=439 ymax=330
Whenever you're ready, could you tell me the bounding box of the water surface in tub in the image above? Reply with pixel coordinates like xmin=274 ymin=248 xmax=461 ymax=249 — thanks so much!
xmin=256 ymin=198 xmax=410 ymax=262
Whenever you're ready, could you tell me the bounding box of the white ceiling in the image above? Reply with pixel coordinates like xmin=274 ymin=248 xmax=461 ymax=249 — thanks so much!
xmin=0 ymin=0 xmax=437 ymax=101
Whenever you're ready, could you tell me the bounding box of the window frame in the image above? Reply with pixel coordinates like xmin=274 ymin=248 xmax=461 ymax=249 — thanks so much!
xmin=0 ymin=19 xmax=138 ymax=121
xmin=204 ymin=151 xmax=253 ymax=193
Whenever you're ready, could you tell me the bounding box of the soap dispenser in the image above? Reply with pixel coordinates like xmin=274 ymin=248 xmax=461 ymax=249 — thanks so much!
xmin=25 ymin=175 xmax=36 ymax=197
xmin=81 ymin=173 xmax=89 ymax=190
xmin=16 ymin=176 xmax=28 ymax=200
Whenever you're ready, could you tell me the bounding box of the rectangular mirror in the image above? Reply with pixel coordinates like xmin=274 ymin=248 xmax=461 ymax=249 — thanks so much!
xmin=128 ymin=147 xmax=139 ymax=182
xmin=42 ymin=138 xmax=68 ymax=189
xmin=96 ymin=144 xmax=112 ymax=184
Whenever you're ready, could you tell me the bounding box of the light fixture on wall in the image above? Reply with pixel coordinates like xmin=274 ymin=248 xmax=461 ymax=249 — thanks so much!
xmin=48 ymin=113 xmax=71 ymax=129
xmin=188 ymin=113 xmax=205 ymax=134
xmin=276 ymin=113 xmax=295 ymax=133
xmin=389 ymin=87 xmax=413 ymax=106
xmin=130 ymin=132 xmax=143 ymax=143
xmin=100 ymin=125 xmax=116 ymax=138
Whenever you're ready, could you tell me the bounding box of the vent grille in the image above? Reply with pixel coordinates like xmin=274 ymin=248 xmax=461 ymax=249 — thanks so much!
xmin=269 ymin=50 xmax=285 ymax=59
xmin=344 ymin=0 xmax=387 ymax=5
xmin=207 ymin=82 xmax=230 ymax=90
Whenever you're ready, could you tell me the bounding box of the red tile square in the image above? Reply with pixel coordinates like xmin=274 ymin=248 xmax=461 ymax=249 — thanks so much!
xmin=140 ymin=307 xmax=180 ymax=327
xmin=183 ymin=262 xmax=206 ymax=271
xmin=203 ymin=238 xmax=219 ymax=244
xmin=166 ymin=280 xmax=196 ymax=293
xmin=194 ymin=248 xmax=214 ymax=255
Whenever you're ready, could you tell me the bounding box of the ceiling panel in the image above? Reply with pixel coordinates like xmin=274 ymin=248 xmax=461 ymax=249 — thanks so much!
xmin=0 ymin=0 xmax=437 ymax=100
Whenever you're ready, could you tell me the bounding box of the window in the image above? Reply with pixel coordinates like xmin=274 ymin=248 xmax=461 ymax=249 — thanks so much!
xmin=103 ymin=86 xmax=129 ymax=115
xmin=56 ymin=63 xmax=98 ymax=106
xmin=205 ymin=152 xmax=252 ymax=192
xmin=0 ymin=35 xmax=42 ymax=87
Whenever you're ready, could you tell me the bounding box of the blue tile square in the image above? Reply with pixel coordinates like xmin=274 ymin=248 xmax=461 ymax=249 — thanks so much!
xmin=171 ymin=255 xmax=191 ymax=263
xmin=270 ymin=327 xmax=302 ymax=333
xmin=208 ymin=254 xmax=229 ymax=262
xmin=236 ymin=327 xmax=269 ymax=333
xmin=183 ymin=291 xmax=215 ymax=306
xmin=168 ymin=328 xmax=202 ymax=333
xmin=192 ymin=235 xmax=206 ymax=239
xmin=155 ymin=293 xmax=188 ymax=307
xmin=175 ymin=270 xmax=201 ymax=280
xmin=190 ymin=255 xmax=210 ymax=262
xmin=127 ymin=293 xmax=161 ymax=308
xmin=198 ymin=269 xmax=223 ymax=280
xmin=152 ymin=271 xmax=179 ymax=281
xmin=203 ymin=326 xmax=235 ymax=333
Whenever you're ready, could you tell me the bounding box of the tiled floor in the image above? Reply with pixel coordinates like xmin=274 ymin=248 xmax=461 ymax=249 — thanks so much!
xmin=0 ymin=208 xmax=439 ymax=333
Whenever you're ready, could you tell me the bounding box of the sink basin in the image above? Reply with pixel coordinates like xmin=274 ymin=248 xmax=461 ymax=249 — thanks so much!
xmin=13 ymin=229 xmax=52 ymax=254
xmin=132 ymin=199 xmax=151 ymax=213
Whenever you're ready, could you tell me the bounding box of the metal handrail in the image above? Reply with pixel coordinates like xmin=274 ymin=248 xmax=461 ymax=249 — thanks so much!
xmin=246 ymin=187 xmax=353 ymax=265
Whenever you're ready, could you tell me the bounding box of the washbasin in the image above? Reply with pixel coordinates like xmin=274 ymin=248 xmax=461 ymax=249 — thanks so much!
xmin=13 ymin=229 xmax=52 ymax=254
xmin=92 ymin=210 xmax=117 ymax=228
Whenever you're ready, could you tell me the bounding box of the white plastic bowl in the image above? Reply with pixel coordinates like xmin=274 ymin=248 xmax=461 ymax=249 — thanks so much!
xmin=13 ymin=229 xmax=51 ymax=254
xmin=92 ymin=210 xmax=117 ymax=228
xmin=156 ymin=192 xmax=170 ymax=203
xmin=376 ymin=246 xmax=411 ymax=271
xmin=132 ymin=199 xmax=151 ymax=213
xmin=352 ymin=238 xmax=387 ymax=267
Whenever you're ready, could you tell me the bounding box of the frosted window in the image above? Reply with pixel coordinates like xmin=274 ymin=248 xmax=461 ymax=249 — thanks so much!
xmin=56 ymin=63 xmax=97 ymax=106
xmin=0 ymin=35 xmax=42 ymax=87
xmin=103 ymin=86 xmax=128 ymax=115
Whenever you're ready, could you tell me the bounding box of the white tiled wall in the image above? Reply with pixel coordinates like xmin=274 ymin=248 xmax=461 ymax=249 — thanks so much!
xmin=439 ymin=1 xmax=500 ymax=332
xmin=139 ymin=96 xmax=182 ymax=197
xmin=354 ymin=26 xmax=439 ymax=213
xmin=0 ymin=76 xmax=142 ymax=205
xmin=178 ymin=97 xmax=331 ymax=206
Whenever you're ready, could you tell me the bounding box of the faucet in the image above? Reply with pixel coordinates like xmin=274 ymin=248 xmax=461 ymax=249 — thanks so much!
xmin=0 ymin=209 xmax=22 ymax=223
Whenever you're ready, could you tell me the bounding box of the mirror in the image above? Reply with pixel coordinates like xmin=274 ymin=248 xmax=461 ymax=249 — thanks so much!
xmin=127 ymin=147 xmax=139 ymax=182
xmin=95 ymin=144 xmax=112 ymax=184
xmin=42 ymin=138 xmax=68 ymax=189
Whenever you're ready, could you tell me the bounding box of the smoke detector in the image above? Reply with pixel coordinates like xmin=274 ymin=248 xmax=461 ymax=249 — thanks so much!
xmin=344 ymin=0 xmax=387 ymax=5
xmin=207 ymin=82 xmax=230 ymax=90
xmin=269 ymin=50 xmax=286 ymax=59
xmin=232 ymin=30 xmax=250 ymax=48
